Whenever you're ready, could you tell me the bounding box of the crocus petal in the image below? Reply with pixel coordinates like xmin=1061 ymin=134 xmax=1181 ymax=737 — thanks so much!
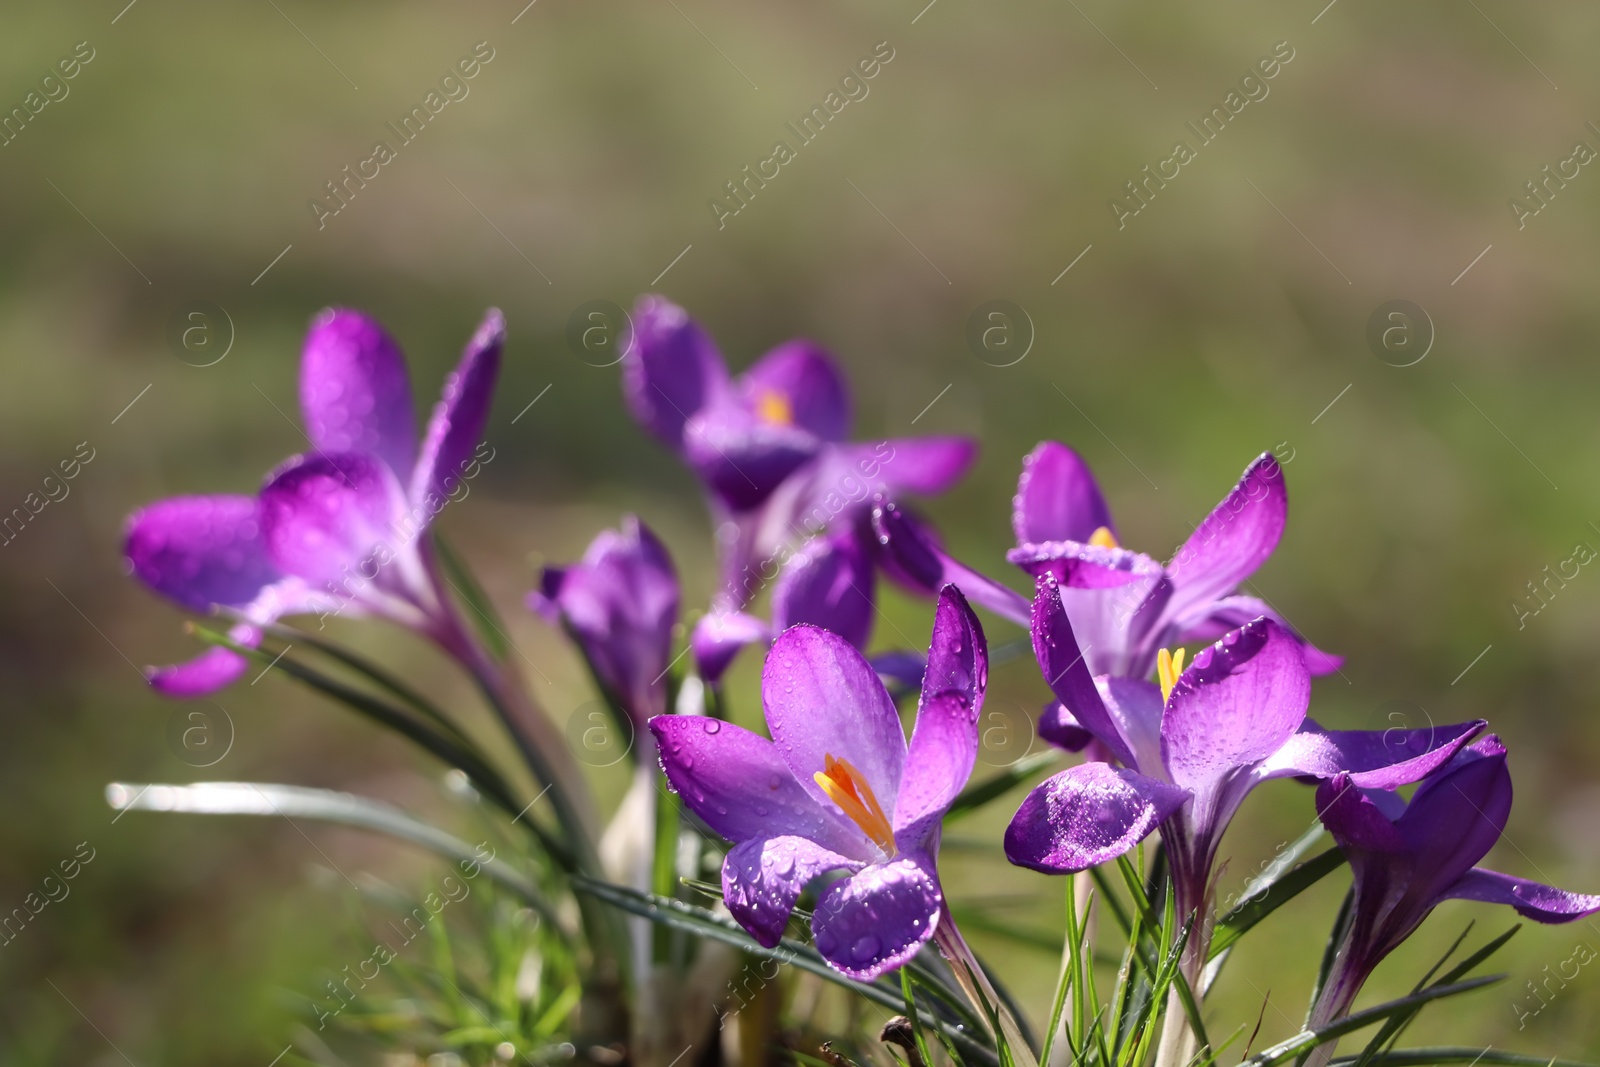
xmin=1096 ymin=676 xmax=1165 ymax=774
xmin=1007 ymin=539 xmax=1163 ymax=589
xmin=621 ymin=295 xmax=730 ymax=448
xmin=1005 ymin=763 xmax=1189 ymax=874
xmin=123 ymin=495 xmax=282 ymax=612
xmin=1171 ymin=594 xmax=1343 ymax=676
xmin=259 ymin=451 xmax=409 ymax=587
xmin=763 ymin=624 xmax=906 ymax=819
xmin=147 ymin=643 xmax=252 ymax=697
xmin=1039 ymin=702 xmax=1095 ymax=752
xmin=542 ymin=516 xmax=679 ymax=724
xmin=1443 ymin=868 xmax=1600 ymax=924
xmin=684 ymin=406 xmax=822 ymax=512
xmin=738 ymin=339 xmax=851 ymax=442
xmin=1259 ymin=718 xmax=1486 ymax=789
xmin=895 ymin=693 xmax=980 ymax=843
xmin=1314 ymin=774 xmax=1409 ymax=853
xmin=1032 ymin=574 xmax=1136 ymax=766
xmin=690 ymin=610 xmax=770 ymax=685
xmin=919 ymin=585 xmax=988 ymax=715
xmin=648 ymin=716 xmax=865 ymax=856
xmin=870 ymin=501 xmax=1030 ymax=625
xmin=1161 ymin=617 xmax=1310 ymax=795
xmin=410 ymin=309 xmax=503 ymax=507
xmin=811 ymin=854 xmax=943 ymax=980
xmin=1012 ymin=442 xmax=1117 ymax=546
xmin=1163 ymin=454 xmax=1287 ymax=623
xmin=870 ymin=649 xmax=926 ymax=693
xmin=853 ymin=436 xmax=977 ymax=497
xmin=1396 ymin=736 xmax=1512 ymax=898
xmin=722 ymin=835 xmax=862 ymax=947
xmin=770 ymin=530 xmax=874 ymax=651
xmin=299 ymin=309 xmax=417 ymax=479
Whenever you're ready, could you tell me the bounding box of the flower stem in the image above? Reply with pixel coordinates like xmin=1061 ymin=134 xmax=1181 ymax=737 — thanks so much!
xmin=933 ymin=904 xmax=1040 ymax=1067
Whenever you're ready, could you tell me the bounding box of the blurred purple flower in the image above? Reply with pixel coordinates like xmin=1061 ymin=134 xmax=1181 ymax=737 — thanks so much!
xmin=1309 ymin=737 xmax=1600 ymax=1030
xmin=1004 ymin=579 xmax=1482 ymax=940
xmin=529 ymin=515 xmax=680 ymax=730
xmin=648 ymin=586 xmax=987 ymax=980
xmin=874 ymin=444 xmax=1340 ymax=685
xmin=620 ymin=295 xmax=975 ymax=681
xmin=124 ymin=308 xmax=503 ymax=697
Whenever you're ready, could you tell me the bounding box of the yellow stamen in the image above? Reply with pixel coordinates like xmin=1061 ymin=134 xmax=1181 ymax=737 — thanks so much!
xmin=1088 ymin=526 xmax=1119 ymax=550
xmin=814 ymin=754 xmax=897 ymax=854
xmin=1157 ymin=647 xmax=1187 ymax=702
xmin=756 ymin=389 xmax=794 ymax=426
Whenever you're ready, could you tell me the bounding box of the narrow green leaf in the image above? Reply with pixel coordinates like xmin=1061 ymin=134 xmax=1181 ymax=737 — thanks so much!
xmin=104 ymin=781 xmax=562 ymax=929
xmin=946 ymin=751 xmax=1058 ymax=822
xmin=1331 ymin=1050 xmax=1598 ymax=1067
xmin=572 ymin=876 xmax=999 ymax=1067
xmin=1242 ymin=977 xmax=1506 ymax=1067
xmin=434 ymin=533 xmax=511 ymax=661
xmin=901 ymin=969 xmax=937 ymax=1067
xmin=1036 ymin=882 xmax=1077 ymax=1067
xmin=1211 ymin=848 xmax=1348 ymax=956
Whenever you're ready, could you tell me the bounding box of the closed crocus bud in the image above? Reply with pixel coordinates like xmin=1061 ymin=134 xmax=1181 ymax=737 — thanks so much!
xmin=531 ymin=515 xmax=680 ymax=727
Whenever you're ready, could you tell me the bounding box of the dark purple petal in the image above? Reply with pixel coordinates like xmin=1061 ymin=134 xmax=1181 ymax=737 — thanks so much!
xmin=895 ymin=693 xmax=979 ymax=843
xmin=1396 ymin=736 xmax=1512 ymax=897
xmin=1315 ymin=775 xmax=1409 ymax=853
xmin=1163 ymin=454 xmax=1287 ymax=623
xmin=1171 ymin=594 xmax=1343 ymax=676
xmin=722 ymin=835 xmax=862 ymax=947
xmin=870 ymin=501 xmax=1030 ymax=625
xmin=1096 ymin=676 xmax=1165 ymax=773
xmin=410 ymin=309 xmax=503 ymax=506
xmin=1443 ymin=868 xmax=1600 ymax=923
xmin=870 ymin=649 xmax=927 ymax=692
xmin=1005 ymin=763 xmax=1189 ymax=874
xmin=811 ymin=854 xmax=943 ymax=980
xmin=1007 ymin=539 xmax=1163 ymax=589
xmin=648 ymin=715 xmax=866 ymax=856
xmin=684 ymin=406 xmax=822 ymax=512
xmin=1011 ymin=442 xmax=1117 ymax=546
xmin=621 ymin=295 xmax=730 ymax=448
xmin=856 ymin=437 xmax=977 ymax=497
xmin=258 ymin=451 xmax=408 ymax=587
xmin=147 ymin=643 xmax=252 ymax=697
xmin=919 ymin=585 xmax=988 ymax=716
xmin=1161 ymin=618 xmax=1310 ymax=794
xmin=690 ymin=610 xmax=770 ymax=685
xmin=738 ymin=339 xmax=852 ymax=442
xmin=124 ymin=495 xmax=282 ymax=612
xmin=541 ymin=516 xmax=679 ymax=724
xmin=299 ymin=309 xmax=417 ymax=479
xmin=762 ymin=624 xmax=906 ymax=819
xmin=1039 ymin=702 xmax=1094 ymax=752
xmin=770 ymin=530 xmax=874 ymax=650
xmin=1031 ymin=574 xmax=1136 ymax=765
xmin=1260 ymin=719 xmax=1485 ymax=788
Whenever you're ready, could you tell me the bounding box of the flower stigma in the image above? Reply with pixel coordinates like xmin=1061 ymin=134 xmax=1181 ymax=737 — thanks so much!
xmin=1157 ymin=646 xmax=1187 ymax=703
xmin=814 ymin=754 xmax=896 ymax=854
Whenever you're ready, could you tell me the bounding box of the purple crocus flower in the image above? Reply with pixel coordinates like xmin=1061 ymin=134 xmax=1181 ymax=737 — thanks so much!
xmin=621 ymin=295 xmax=975 ymax=680
xmin=529 ymin=515 xmax=680 ymax=731
xmin=1308 ymin=737 xmax=1600 ymax=1032
xmin=124 ymin=308 xmax=503 ymax=697
xmin=874 ymin=444 xmax=1340 ymax=689
xmin=1004 ymin=577 xmax=1483 ymax=953
xmin=648 ymin=586 xmax=987 ymax=980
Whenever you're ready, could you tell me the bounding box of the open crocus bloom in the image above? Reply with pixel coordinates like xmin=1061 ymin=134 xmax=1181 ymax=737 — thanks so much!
xmin=1004 ymin=577 xmax=1484 ymax=932
xmin=1309 ymin=737 xmax=1600 ymax=1028
xmin=649 ymin=586 xmax=987 ymax=980
xmin=529 ymin=515 xmax=680 ymax=730
xmin=124 ymin=309 xmax=503 ymax=696
xmin=875 ymin=444 xmax=1339 ymax=685
xmin=621 ymin=295 xmax=975 ymax=681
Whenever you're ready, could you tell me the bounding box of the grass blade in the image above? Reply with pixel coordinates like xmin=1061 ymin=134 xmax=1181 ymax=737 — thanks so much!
xmin=1211 ymin=847 xmax=1346 ymax=957
xmin=947 ymin=751 xmax=1058 ymax=822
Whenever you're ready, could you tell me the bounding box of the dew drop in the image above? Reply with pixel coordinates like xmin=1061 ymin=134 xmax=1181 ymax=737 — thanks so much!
xmin=851 ymin=935 xmax=881 ymax=962
xmin=703 ymin=720 xmax=722 ymax=734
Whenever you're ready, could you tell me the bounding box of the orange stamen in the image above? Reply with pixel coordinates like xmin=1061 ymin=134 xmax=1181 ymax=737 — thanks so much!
xmin=1088 ymin=526 xmax=1120 ymax=550
xmin=756 ymin=389 xmax=794 ymax=426
xmin=814 ymin=754 xmax=896 ymax=854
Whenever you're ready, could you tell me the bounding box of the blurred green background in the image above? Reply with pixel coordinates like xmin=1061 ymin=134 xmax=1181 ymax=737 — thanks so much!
xmin=5 ymin=0 xmax=1600 ymax=1062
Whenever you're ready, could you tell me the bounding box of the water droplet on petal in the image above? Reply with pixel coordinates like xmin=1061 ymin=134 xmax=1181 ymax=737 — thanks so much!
xmin=703 ymin=720 xmax=721 ymax=734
